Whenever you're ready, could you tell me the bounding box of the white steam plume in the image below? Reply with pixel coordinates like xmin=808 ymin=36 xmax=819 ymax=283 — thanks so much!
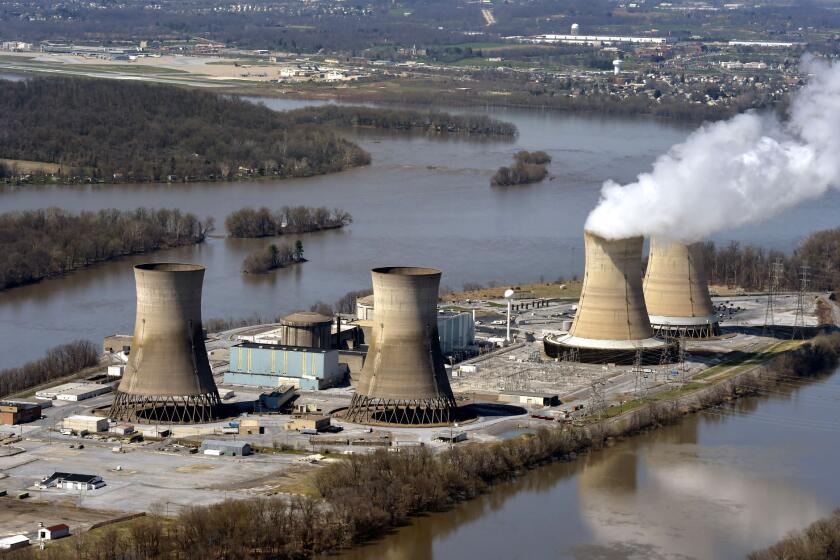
xmin=585 ymin=56 xmax=840 ymax=242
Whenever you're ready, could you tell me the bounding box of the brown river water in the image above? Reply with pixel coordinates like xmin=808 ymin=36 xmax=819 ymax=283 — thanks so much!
xmin=2 ymin=94 xmax=839 ymax=368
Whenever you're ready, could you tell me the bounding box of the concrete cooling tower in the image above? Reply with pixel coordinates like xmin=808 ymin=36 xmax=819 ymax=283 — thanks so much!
xmin=544 ymin=232 xmax=671 ymax=364
xmin=109 ymin=263 xmax=222 ymax=423
xmin=643 ymin=239 xmax=719 ymax=338
xmin=345 ymin=267 xmax=456 ymax=425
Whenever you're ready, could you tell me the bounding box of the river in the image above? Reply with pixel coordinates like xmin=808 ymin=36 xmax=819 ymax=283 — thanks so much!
xmin=338 ymin=366 xmax=840 ymax=559
xmin=2 ymin=88 xmax=840 ymax=369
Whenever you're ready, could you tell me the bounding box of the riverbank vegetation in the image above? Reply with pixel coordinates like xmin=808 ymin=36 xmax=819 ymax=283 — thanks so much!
xmin=0 ymin=208 xmax=212 ymax=290
xmin=225 ymin=206 xmax=352 ymax=238
xmin=0 ymin=340 xmax=98 ymax=398
xmin=0 ymin=77 xmax=370 ymax=185
xmin=242 ymin=242 xmax=304 ymax=274
xmin=285 ymin=105 xmax=517 ymax=137
xmin=700 ymin=226 xmax=840 ymax=293
xmin=12 ymin=333 xmax=839 ymax=560
xmin=749 ymin=509 xmax=840 ymax=560
xmin=491 ymin=150 xmax=551 ymax=186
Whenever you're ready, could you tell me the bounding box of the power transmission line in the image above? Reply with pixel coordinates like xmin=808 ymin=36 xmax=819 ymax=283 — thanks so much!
xmin=791 ymin=264 xmax=810 ymax=340
xmin=763 ymin=259 xmax=784 ymax=337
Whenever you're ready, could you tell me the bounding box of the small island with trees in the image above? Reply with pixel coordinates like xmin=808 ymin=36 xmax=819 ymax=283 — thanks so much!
xmin=491 ymin=150 xmax=552 ymax=187
xmin=242 ymin=240 xmax=306 ymax=274
xmin=285 ymin=105 xmax=517 ymax=137
xmin=225 ymin=206 xmax=352 ymax=238
xmin=0 ymin=77 xmax=371 ymax=185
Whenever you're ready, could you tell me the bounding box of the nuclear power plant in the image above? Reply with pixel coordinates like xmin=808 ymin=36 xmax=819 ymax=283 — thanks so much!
xmin=544 ymin=232 xmax=671 ymax=364
xmin=643 ymin=238 xmax=720 ymax=338
xmin=109 ymin=263 xmax=222 ymax=423
xmin=345 ymin=267 xmax=457 ymax=425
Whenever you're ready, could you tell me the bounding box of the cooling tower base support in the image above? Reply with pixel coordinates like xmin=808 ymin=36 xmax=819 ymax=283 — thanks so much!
xmin=344 ymin=393 xmax=457 ymax=425
xmin=543 ymin=335 xmax=676 ymax=365
xmin=651 ymin=322 xmax=721 ymax=339
xmin=109 ymin=391 xmax=223 ymax=424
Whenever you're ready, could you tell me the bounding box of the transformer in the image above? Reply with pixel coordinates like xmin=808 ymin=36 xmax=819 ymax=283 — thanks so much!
xmin=109 ymin=263 xmax=221 ymax=423
xmin=345 ymin=267 xmax=456 ymax=425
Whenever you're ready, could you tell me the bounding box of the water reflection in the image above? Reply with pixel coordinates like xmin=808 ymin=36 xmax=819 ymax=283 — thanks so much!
xmin=338 ymin=372 xmax=840 ymax=560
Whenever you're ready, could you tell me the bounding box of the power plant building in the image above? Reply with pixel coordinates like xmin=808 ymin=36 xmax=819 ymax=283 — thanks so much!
xmin=643 ymin=238 xmax=719 ymax=338
xmin=225 ymin=343 xmax=342 ymax=390
xmin=346 ymin=267 xmax=457 ymax=425
xmin=109 ymin=263 xmax=222 ymax=424
xmin=356 ymin=298 xmax=475 ymax=355
xmin=437 ymin=311 xmax=475 ymax=354
xmin=544 ymin=232 xmax=671 ymax=364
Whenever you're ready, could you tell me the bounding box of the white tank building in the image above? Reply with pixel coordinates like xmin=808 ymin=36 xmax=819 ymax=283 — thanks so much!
xmin=613 ymin=59 xmax=623 ymax=75
xmin=544 ymin=232 xmax=672 ymax=364
xmin=643 ymin=238 xmax=720 ymax=338
xmin=571 ymin=23 xmax=580 ymax=36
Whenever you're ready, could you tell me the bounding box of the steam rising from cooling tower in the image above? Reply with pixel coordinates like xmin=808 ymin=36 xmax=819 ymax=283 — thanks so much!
xmin=586 ymin=57 xmax=840 ymax=242
xmin=644 ymin=239 xmax=719 ymax=338
xmin=346 ymin=267 xmax=456 ymax=425
xmin=544 ymin=232 xmax=671 ymax=364
xmin=109 ymin=263 xmax=222 ymax=423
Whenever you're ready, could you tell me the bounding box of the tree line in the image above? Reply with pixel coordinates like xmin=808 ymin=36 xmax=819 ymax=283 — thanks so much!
xmin=9 ymin=333 xmax=840 ymax=560
xmin=0 ymin=77 xmax=370 ymax=184
xmin=0 ymin=208 xmax=212 ymax=290
xmin=0 ymin=340 xmax=99 ymax=398
xmin=699 ymin=227 xmax=840 ymax=293
xmin=749 ymin=509 xmax=840 ymax=560
xmin=285 ymin=105 xmax=517 ymax=137
xmin=224 ymin=206 xmax=352 ymax=238
xmin=491 ymin=150 xmax=551 ymax=186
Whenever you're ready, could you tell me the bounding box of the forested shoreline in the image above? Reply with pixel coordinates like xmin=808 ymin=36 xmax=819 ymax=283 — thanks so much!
xmin=0 ymin=77 xmax=370 ymax=185
xmin=0 ymin=208 xmax=212 ymax=290
xmin=225 ymin=206 xmax=352 ymax=238
xmin=0 ymin=340 xmax=98 ymax=398
xmin=284 ymin=105 xmax=517 ymax=137
xmin=699 ymin=227 xmax=840 ymax=293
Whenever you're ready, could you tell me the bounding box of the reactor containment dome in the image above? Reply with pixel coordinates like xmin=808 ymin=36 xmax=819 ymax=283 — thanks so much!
xmin=109 ymin=263 xmax=222 ymax=423
xmin=345 ymin=267 xmax=457 ymax=425
xmin=643 ymin=238 xmax=719 ymax=338
xmin=544 ymin=232 xmax=671 ymax=364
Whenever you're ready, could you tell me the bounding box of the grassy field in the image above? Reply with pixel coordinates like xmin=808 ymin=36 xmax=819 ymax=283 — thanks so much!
xmin=441 ymin=280 xmax=584 ymax=303
xmin=0 ymin=158 xmax=61 ymax=174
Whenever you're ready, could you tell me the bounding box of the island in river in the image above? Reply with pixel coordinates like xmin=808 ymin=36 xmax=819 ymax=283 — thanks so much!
xmin=0 ymin=77 xmax=516 ymax=186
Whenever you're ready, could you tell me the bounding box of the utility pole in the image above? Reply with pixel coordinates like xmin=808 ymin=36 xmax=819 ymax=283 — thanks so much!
xmin=791 ymin=264 xmax=810 ymax=340
xmin=763 ymin=259 xmax=784 ymax=337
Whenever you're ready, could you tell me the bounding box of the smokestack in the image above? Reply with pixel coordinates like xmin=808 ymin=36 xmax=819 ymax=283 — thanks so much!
xmin=643 ymin=238 xmax=719 ymax=338
xmin=346 ymin=267 xmax=456 ymax=425
xmin=544 ymin=232 xmax=670 ymax=364
xmin=109 ymin=263 xmax=221 ymax=423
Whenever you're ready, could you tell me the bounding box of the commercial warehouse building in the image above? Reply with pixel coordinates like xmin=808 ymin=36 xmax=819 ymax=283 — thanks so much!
xmin=225 ymin=342 xmax=343 ymax=390
xmin=38 ymin=472 xmax=106 ymax=491
xmin=0 ymin=401 xmax=42 ymax=425
xmin=35 ymin=382 xmax=111 ymax=402
xmin=200 ymin=440 xmax=252 ymax=456
xmin=0 ymin=535 xmax=30 ymax=550
xmin=62 ymin=415 xmax=109 ymax=433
